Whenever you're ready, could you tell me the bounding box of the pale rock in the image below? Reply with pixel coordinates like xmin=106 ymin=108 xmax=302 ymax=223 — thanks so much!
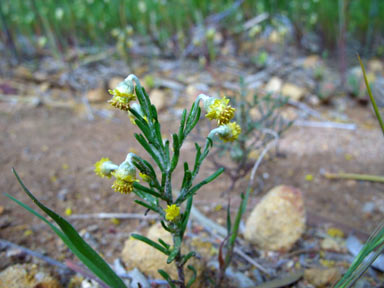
xmin=149 ymin=89 xmax=167 ymax=111
xmin=320 ymin=237 xmax=346 ymax=253
xmin=304 ymin=267 xmax=340 ymax=287
xmin=372 ymin=76 xmax=384 ymax=107
xmin=346 ymin=66 xmax=368 ymax=98
xmin=303 ymin=55 xmax=321 ymax=69
xmin=108 ymin=77 xmax=124 ymax=90
xmin=317 ymin=80 xmax=337 ymax=102
xmin=0 ymin=264 xmax=61 ymax=288
xmin=184 ymin=83 xmax=209 ymax=108
xmin=281 ymin=83 xmax=306 ymax=101
xmin=81 ymin=279 xmax=102 ymax=288
xmin=265 ymin=77 xmax=282 ymax=94
xmin=122 ymin=223 xmax=203 ymax=287
xmin=86 ymin=87 xmax=108 ymax=103
xmin=244 ymin=185 xmax=306 ymax=251
xmin=368 ymin=59 xmax=383 ymax=73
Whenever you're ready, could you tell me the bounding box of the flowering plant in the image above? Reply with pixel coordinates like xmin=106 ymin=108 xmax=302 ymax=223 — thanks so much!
xmin=95 ymin=74 xmax=240 ymax=287
xmin=8 ymin=74 xmax=240 ymax=288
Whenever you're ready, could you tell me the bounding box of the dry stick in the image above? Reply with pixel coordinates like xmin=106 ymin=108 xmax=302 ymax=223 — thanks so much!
xmin=69 ymin=212 xmax=158 ymax=220
xmin=287 ymin=99 xmax=325 ymax=120
xmin=0 ymin=238 xmax=69 ymax=271
xmin=323 ymin=172 xmax=384 ymax=183
xmin=294 ymin=120 xmax=356 ymax=130
xmin=0 ymin=239 xmax=112 ymax=287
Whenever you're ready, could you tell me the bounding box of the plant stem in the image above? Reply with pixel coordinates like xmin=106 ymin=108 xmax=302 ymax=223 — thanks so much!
xmin=324 ymin=172 xmax=384 ymax=183
xmin=358 ymin=55 xmax=384 ymax=136
xmin=175 ymin=250 xmax=186 ymax=288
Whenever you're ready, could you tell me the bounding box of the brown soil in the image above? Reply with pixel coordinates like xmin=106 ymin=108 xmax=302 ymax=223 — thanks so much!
xmin=0 ymin=68 xmax=383 ymax=285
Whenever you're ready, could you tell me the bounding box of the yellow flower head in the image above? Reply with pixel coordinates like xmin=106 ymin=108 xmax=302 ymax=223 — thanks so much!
xmin=165 ymin=204 xmax=180 ymax=222
xmin=94 ymin=157 xmax=117 ymax=178
xmin=218 ymin=122 xmax=241 ymax=142
xmin=108 ymin=80 xmax=136 ymax=111
xmin=111 ymin=176 xmax=136 ymax=194
xmin=111 ymin=154 xmax=138 ymax=194
xmin=205 ymin=97 xmax=235 ymax=125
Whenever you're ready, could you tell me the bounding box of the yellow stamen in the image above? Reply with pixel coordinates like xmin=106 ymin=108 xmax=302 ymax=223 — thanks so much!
xmin=111 ymin=175 xmax=136 ymax=194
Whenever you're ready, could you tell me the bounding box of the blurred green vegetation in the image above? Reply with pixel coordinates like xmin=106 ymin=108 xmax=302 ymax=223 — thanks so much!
xmin=1 ymin=0 xmax=384 ymax=57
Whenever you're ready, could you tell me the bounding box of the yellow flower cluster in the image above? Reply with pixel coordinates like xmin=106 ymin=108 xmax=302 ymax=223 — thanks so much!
xmin=94 ymin=154 xmax=137 ymax=194
xmin=94 ymin=158 xmax=114 ymax=178
xmin=108 ymin=81 xmax=136 ymax=111
xmin=219 ymin=122 xmax=242 ymax=142
xmin=203 ymin=96 xmax=240 ymax=142
xmin=165 ymin=204 xmax=180 ymax=222
xmin=205 ymin=97 xmax=235 ymax=126
xmin=111 ymin=175 xmax=137 ymax=194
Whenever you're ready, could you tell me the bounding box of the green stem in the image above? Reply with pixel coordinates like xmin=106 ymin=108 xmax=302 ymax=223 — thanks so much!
xmin=358 ymin=55 xmax=384 ymax=135
xmin=324 ymin=172 xmax=384 ymax=183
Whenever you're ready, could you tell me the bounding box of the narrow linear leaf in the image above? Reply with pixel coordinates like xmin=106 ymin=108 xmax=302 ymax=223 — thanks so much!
xmin=134 ymin=200 xmax=159 ymax=214
xmin=180 ymin=168 xmax=224 ymax=202
xmin=181 ymin=196 xmax=193 ymax=237
xmin=131 ymin=234 xmax=169 ymax=255
xmin=158 ymin=238 xmax=171 ymax=250
xmin=133 ymin=182 xmax=165 ymax=200
xmin=11 ymin=170 xmax=126 ymax=288
xmin=158 ymin=269 xmax=176 ymax=288
xmin=134 ymin=134 xmax=163 ymax=170
xmin=186 ymin=265 xmax=197 ymax=288
xmin=181 ymin=251 xmax=196 ymax=266
xmin=5 ymin=193 xmax=115 ymax=286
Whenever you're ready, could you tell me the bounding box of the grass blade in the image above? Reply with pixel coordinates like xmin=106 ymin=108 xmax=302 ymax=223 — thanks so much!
xmin=358 ymin=54 xmax=384 ymax=135
xmin=11 ymin=169 xmax=126 ymax=288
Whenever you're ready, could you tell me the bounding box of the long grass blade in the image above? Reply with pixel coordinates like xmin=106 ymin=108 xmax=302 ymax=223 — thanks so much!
xmin=358 ymin=54 xmax=384 ymax=135
xmin=11 ymin=169 xmax=126 ymax=288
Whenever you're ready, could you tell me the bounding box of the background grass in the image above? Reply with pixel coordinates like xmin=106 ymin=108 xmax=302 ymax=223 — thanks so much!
xmin=1 ymin=0 xmax=384 ymax=58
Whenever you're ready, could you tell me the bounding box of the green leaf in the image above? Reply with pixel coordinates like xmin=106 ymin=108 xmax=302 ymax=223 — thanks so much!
xmin=133 ymin=182 xmax=165 ymax=200
xmin=335 ymin=221 xmax=384 ymax=288
xmin=178 ymin=109 xmax=187 ymax=142
xmin=131 ymin=233 xmax=169 ymax=255
xmin=178 ymin=168 xmax=224 ymax=203
xmin=134 ymin=200 xmax=159 ymax=214
xmin=135 ymin=86 xmax=152 ymax=119
xmin=181 ymin=251 xmax=196 ymax=266
xmin=167 ymin=248 xmax=179 ymax=264
xmin=226 ymin=202 xmax=232 ymax=236
xmin=134 ymin=134 xmax=164 ymax=170
xmin=9 ymin=169 xmax=126 ymax=288
xmin=161 ymin=220 xmax=173 ymax=233
xmin=186 ymin=265 xmax=197 ymax=288
xmin=135 ymin=118 xmax=152 ymax=142
xmin=158 ymin=269 xmax=176 ymax=288
xmin=158 ymin=238 xmax=171 ymax=250
xmin=180 ymin=196 xmax=193 ymax=238
xmin=170 ymin=133 xmax=180 ymax=172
